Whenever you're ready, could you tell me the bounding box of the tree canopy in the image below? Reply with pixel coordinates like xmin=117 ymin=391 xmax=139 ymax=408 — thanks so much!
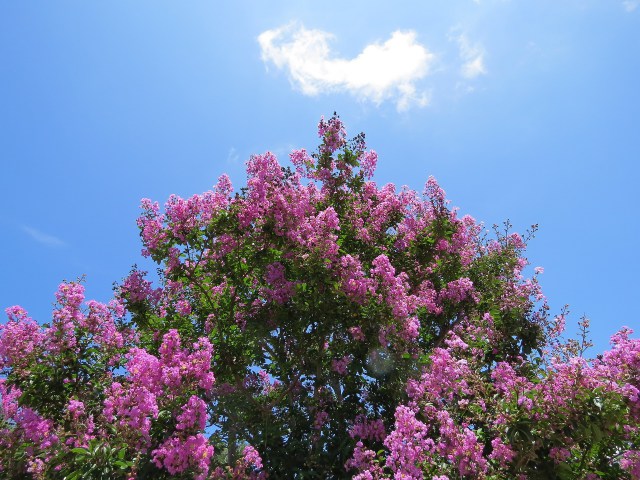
xmin=1 ymin=114 xmax=639 ymax=479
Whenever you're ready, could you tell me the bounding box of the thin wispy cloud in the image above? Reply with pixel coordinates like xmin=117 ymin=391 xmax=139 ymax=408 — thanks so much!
xmin=226 ymin=147 xmax=239 ymax=164
xmin=258 ymin=23 xmax=434 ymax=111
xmin=623 ymin=1 xmax=638 ymax=12
xmin=22 ymin=225 xmax=66 ymax=247
xmin=454 ymin=33 xmax=487 ymax=79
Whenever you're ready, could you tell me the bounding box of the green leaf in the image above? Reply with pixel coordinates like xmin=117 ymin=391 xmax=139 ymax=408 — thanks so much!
xmin=556 ymin=462 xmax=573 ymax=480
xmin=591 ymin=424 xmax=603 ymax=443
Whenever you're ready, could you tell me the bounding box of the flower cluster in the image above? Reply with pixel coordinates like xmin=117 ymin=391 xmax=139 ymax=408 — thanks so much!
xmin=348 ymin=325 xmax=640 ymax=479
xmin=0 ymin=286 xmax=222 ymax=479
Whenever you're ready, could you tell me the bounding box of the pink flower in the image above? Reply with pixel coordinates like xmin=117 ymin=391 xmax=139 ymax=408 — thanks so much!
xmin=349 ymin=326 xmax=365 ymax=341
xmin=152 ymin=434 xmax=214 ymax=479
xmin=67 ymin=400 xmax=85 ymax=420
xmin=332 ymin=355 xmax=352 ymax=375
xmin=314 ymin=410 xmax=330 ymax=430
xmin=243 ymin=445 xmax=263 ymax=470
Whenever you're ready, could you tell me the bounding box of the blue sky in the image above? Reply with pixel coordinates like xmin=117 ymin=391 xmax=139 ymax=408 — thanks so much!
xmin=1 ymin=1 xmax=638 ymax=353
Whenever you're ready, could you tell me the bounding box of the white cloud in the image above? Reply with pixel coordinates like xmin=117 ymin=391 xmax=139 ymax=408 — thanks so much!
xmin=454 ymin=33 xmax=487 ymax=79
xmin=22 ymin=226 xmax=65 ymax=247
xmin=258 ymin=23 xmax=434 ymax=111
xmin=623 ymin=1 xmax=638 ymax=12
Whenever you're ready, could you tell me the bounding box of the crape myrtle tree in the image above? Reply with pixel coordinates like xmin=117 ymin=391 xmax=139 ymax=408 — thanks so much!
xmin=1 ymin=114 xmax=639 ymax=479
